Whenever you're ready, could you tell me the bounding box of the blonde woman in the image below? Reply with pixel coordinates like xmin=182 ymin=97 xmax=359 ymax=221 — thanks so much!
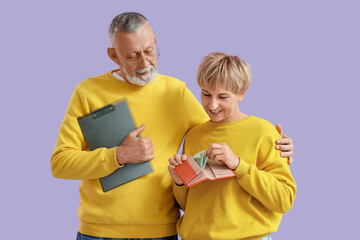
xmin=168 ymin=52 xmax=296 ymax=240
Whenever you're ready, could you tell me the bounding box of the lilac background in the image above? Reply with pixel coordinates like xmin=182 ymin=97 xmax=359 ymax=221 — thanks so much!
xmin=1 ymin=0 xmax=359 ymax=239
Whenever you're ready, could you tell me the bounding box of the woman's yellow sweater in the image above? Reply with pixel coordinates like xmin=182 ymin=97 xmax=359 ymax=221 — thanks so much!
xmin=173 ymin=116 xmax=296 ymax=240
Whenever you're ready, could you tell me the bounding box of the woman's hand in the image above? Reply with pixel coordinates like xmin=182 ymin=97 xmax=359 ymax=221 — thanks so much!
xmin=275 ymin=124 xmax=294 ymax=165
xmin=168 ymin=154 xmax=187 ymax=186
xmin=205 ymin=143 xmax=240 ymax=170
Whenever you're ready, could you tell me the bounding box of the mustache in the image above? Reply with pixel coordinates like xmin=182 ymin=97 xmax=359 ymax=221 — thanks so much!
xmin=134 ymin=66 xmax=154 ymax=74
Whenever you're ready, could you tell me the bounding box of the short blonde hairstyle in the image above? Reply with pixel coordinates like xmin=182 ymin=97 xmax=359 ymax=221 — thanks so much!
xmin=197 ymin=52 xmax=252 ymax=95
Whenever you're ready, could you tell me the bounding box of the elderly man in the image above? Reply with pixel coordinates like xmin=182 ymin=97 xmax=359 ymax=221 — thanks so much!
xmin=51 ymin=12 xmax=294 ymax=240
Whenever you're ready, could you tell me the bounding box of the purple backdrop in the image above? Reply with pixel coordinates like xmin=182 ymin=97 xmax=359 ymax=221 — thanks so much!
xmin=1 ymin=0 xmax=359 ymax=239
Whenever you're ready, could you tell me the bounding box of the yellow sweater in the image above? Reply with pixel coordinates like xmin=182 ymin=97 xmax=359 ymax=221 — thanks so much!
xmin=51 ymin=70 xmax=208 ymax=238
xmin=173 ymin=116 xmax=296 ymax=240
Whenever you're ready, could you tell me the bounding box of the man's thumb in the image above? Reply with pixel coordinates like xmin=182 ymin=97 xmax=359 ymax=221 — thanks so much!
xmin=276 ymin=123 xmax=284 ymax=137
xmin=129 ymin=124 xmax=146 ymax=137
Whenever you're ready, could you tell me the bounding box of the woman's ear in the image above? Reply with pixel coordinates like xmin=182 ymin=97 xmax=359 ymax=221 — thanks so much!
xmin=238 ymin=90 xmax=247 ymax=103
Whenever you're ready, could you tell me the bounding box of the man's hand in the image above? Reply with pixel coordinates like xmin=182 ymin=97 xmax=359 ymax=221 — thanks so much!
xmin=116 ymin=124 xmax=154 ymax=164
xmin=168 ymin=154 xmax=186 ymax=186
xmin=275 ymin=124 xmax=294 ymax=165
xmin=205 ymin=143 xmax=240 ymax=170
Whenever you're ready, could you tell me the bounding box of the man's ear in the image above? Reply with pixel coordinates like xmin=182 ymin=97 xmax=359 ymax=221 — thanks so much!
xmin=107 ymin=47 xmax=120 ymax=65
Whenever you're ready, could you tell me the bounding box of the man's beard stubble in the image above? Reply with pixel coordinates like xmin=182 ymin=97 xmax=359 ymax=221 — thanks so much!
xmin=124 ymin=66 xmax=158 ymax=86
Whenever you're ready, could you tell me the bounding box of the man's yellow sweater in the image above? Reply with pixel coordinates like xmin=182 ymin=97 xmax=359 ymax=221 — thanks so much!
xmin=173 ymin=116 xmax=296 ymax=240
xmin=51 ymin=71 xmax=208 ymax=238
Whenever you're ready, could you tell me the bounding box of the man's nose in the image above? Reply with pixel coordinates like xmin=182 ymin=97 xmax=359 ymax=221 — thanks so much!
xmin=138 ymin=53 xmax=151 ymax=68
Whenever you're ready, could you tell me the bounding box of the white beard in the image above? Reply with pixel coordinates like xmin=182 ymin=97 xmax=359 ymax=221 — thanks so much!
xmin=124 ymin=66 xmax=158 ymax=86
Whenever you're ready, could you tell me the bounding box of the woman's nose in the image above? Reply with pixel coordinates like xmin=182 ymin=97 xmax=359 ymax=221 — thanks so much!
xmin=209 ymin=98 xmax=219 ymax=110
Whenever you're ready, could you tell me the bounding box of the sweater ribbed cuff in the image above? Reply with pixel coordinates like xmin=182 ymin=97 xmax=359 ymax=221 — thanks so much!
xmin=234 ymin=157 xmax=251 ymax=180
xmin=103 ymin=147 xmax=123 ymax=173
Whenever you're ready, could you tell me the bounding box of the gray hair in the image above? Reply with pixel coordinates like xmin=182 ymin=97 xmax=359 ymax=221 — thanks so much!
xmin=109 ymin=12 xmax=148 ymax=40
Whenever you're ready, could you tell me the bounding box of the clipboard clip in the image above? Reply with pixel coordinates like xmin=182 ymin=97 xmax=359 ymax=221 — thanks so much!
xmin=92 ymin=104 xmax=115 ymax=119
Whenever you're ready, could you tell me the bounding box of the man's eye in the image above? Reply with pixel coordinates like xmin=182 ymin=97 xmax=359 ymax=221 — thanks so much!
xmin=202 ymin=93 xmax=210 ymax=97
xmin=219 ymin=96 xmax=228 ymax=99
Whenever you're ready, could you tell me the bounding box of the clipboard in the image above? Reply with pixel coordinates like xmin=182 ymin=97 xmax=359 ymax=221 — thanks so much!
xmin=78 ymin=97 xmax=153 ymax=192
